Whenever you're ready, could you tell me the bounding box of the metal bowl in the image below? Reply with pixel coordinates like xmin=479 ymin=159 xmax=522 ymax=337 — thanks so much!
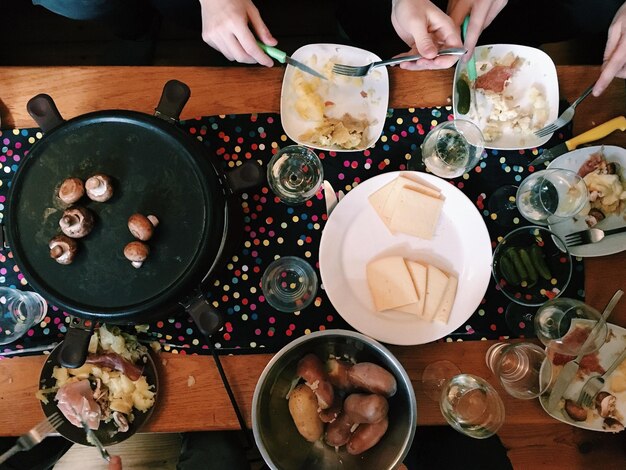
xmin=252 ymin=330 xmax=417 ymax=470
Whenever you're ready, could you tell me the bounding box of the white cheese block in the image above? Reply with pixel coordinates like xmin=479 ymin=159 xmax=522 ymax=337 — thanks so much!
xmin=396 ymin=261 xmax=427 ymax=317
xmin=433 ymin=276 xmax=458 ymax=324
xmin=368 ymin=180 xmax=395 ymax=226
xmin=389 ymin=187 xmax=444 ymax=239
xmin=423 ymin=265 xmax=449 ymax=321
xmin=366 ymin=256 xmax=418 ymax=312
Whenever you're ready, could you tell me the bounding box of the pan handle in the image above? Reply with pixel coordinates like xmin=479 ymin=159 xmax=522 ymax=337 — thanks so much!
xmin=154 ymin=80 xmax=191 ymax=123
xmin=26 ymin=94 xmax=65 ymax=132
xmin=226 ymin=161 xmax=265 ymax=194
xmin=58 ymin=316 xmax=95 ymax=368
xmin=184 ymin=292 xmax=223 ymax=337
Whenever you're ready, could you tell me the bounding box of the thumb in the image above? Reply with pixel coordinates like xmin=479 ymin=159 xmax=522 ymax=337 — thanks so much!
xmin=108 ymin=455 xmax=122 ymax=470
xmin=412 ymin=28 xmax=439 ymax=59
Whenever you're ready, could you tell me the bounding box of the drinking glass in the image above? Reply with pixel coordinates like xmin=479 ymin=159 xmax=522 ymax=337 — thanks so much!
xmin=421 ymin=119 xmax=484 ymax=178
xmin=261 ymin=256 xmax=318 ymax=312
xmin=515 ymin=169 xmax=588 ymax=225
xmin=0 ymin=287 xmax=48 ymax=345
xmin=266 ymin=145 xmax=324 ymax=204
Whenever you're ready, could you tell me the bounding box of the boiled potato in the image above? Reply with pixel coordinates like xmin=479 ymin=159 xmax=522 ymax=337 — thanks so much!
xmin=343 ymin=393 xmax=388 ymax=424
xmin=326 ymin=358 xmax=353 ymax=390
xmin=348 ymin=362 xmax=397 ymax=397
xmin=325 ymin=411 xmax=354 ymax=447
xmin=346 ymin=417 xmax=389 ymax=455
xmin=288 ymin=384 xmax=324 ymax=442
xmin=297 ymin=353 xmax=334 ymax=409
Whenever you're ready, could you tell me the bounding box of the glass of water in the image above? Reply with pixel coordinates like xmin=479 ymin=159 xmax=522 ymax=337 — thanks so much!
xmin=516 ymin=169 xmax=588 ymax=225
xmin=421 ymin=119 xmax=484 ymax=178
xmin=261 ymin=256 xmax=318 ymax=312
xmin=267 ymin=145 xmax=324 ymax=204
xmin=0 ymin=287 xmax=48 ymax=345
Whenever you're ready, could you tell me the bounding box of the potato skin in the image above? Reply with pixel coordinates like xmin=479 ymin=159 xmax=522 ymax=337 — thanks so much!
xmin=297 ymin=353 xmax=334 ymax=409
xmin=343 ymin=393 xmax=388 ymax=424
xmin=325 ymin=411 xmax=354 ymax=447
xmin=346 ymin=417 xmax=389 ymax=455
xmin=348 ymin=362 xmax=397 ymax=397
xmin=319 ymin=395 xmax=343 ymax=423
xmin=288 ymin=384 xmax=324 ymax=442
xmin=327 ymin=358 xmax=353 ymax=390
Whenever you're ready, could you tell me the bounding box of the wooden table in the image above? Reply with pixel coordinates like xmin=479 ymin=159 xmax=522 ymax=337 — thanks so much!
xmin=1 ymin=66 xmax=625 ymax=469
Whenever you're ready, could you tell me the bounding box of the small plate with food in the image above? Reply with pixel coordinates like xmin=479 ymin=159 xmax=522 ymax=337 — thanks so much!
xmin=539 ymin=322 xmax=626 ymax=433
xmin=36 ymin=325 xmax=158 ymax=446
xmin=280 ymin=43 xmax=389 ymax=152
xmin=319 ymin=171 xmax=492 ymax=345
xmin=453 ymin=44 xmax=559 ymax=150
xmin=547 ymin=145 xmax=626 ymax=257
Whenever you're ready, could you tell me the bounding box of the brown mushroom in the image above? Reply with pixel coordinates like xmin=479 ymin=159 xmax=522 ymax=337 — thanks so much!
xmin=59 ymin=206 xmax=95 ymax=238
xmin=595 ymin=392 xmax=616 ymax=418
xmin=124 ymin=241 xmax=149 ymax=268
xmin=602 ymin=417 xmax=624 ymax=432
xmin=564 ymin=399 xmax=587 ymax=421
xmin=49 ymin=235 xmax=78 ymax=265
xmin=128 ymin=214 xmax=159 ymax=241
xmin=58 ymin=177 xmax=85 ymax=205
xmin=85 ymin=174 xmax=113 ymax=202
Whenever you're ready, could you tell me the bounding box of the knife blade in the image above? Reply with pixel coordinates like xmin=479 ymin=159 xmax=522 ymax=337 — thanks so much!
xmin=323 ymin=180 xmax=338 ymax=215
xmin=74 ymin=407 xmax=111 ymax=462
xmin=529 ymin=115 xmax=626 ymax=167
xmin=461 ymin=16 xmax=478 ymax=117
xmin=256 ymin=42 xmax=327 ymax=80
xmin=546 ymin=290 xmax=622 ymax=411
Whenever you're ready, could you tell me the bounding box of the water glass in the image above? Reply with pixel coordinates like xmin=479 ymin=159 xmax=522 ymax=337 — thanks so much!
xmin=261 ymin=257 xmax=318 ymax=312
xmin=439 ymin=374 xmax=505 ymax=439
xmin=516 ymin=169 xmax=588 ymax=225
xmin=0 ymin=287 xmax=48 ymax=345
xmin=421 ymin=119 xmax=484 ymax=178
xmin=267 ymin=145 xmax=324 ymax=204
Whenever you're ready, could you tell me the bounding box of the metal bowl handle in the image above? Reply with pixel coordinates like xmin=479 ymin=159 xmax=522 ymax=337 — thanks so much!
xmin=26 ymin=94 xmax=65 ymax=133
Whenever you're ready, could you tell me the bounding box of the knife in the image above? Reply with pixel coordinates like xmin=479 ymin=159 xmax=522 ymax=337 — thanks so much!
xmin=323 ymin=180 xmax=338 ymax=215
xmin=461 ymin=16 xmax=478 ymax=117
xmin=256 ymin=41 xmax=327 ymax=80
xmin=546 ymin=289 xmax=623 ymax=411
xmin=74 ymin=407 xmax=111 ymax=462
xmin=529 ymin=115 xmax=626 ymax=167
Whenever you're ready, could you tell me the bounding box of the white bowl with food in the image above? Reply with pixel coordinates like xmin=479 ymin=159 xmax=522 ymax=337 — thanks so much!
xmin=280 ymin=44 xmax=389 ymax=152
xmin=453 ymin=44 xmax=559 ymax=150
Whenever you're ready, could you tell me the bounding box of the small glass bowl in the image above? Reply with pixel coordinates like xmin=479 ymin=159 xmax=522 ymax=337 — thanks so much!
xmin=266 ymin=145 xmax=323 ymax=204
xmin=492 ymin=226 xmax=572 ymax=307
xmin=261 ymin=256 xmax=318 ymax=312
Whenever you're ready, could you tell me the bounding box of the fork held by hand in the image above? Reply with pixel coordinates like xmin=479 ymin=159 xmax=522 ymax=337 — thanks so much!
xmin=534 ymin=83 xmax=595 ymax=138
xmin=0 ymin=412 xmax=63 ymax=464
xmin=331 ymin=48 xmax=467 ymax=77
xmin=564 ymin=226 xmax=626 ymax=248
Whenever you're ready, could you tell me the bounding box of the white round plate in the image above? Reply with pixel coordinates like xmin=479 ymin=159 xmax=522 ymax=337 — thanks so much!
xmin=280 ymin=43 xmax=389 ymax=152
xmin=453 ymin=44 xmax=559 ymax=150
xmin=319 ymin=171 xmax=492 ymax=346
xmin=547 ymin=145 xmax=626 ymax=257
xmin=539 ymin=322 xmax=626 ymax=432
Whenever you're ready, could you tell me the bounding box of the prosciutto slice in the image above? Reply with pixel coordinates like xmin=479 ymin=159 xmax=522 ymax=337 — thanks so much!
xmin=86 ymin=352 xmax=143 ymax=381
xmin=55 ymin=379 xmax=101 ymax=429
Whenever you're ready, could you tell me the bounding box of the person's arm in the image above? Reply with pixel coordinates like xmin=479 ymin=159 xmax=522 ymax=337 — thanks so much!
xmin=391 ymin=0 xmax=463 ymax=70
xmin=199 ymin=0 xmax=277 ymax=66
xmin=593 ymin=2 xmax=626 ymax=96
xmin=446 ymin=0 xmax=508 ymax=57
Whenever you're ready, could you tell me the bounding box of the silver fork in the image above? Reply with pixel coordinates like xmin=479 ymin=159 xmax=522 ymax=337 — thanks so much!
xmin=331 ymin=48 xmax=466 ymax=77
xmin=578 ymin=344 xmax=626 ymax=408
xmin=564 ymin=226 xmax=626 ymax=247
xmin=534 ymin=83 xmax=594 ymax=138
xmin=0 ymin=412 xmax=63 ymax=464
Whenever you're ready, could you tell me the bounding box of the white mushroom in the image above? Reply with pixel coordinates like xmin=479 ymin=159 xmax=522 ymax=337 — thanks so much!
xmin=59 ymin=206 xmax=95 ymax=238
xmin=58 ymin=178 xmax=85 ymax=205
xmin=128 ymin=214 xmax=159 ymax=241
xmin=49 ymin=234 xmax=78 ymax=265
xmin=85 ymin=174 xmax=114 ymax=202
xmin=124 ymin=241 xmax=149 ymax=268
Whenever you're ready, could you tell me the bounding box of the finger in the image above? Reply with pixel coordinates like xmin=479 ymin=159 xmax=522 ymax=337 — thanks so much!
xmin=237 ymin=28 xmax=275 ymax=67
xmin=108 ymin=455 xmax=122 ymax=470
xmin=603 ymin=22 xmax=621 ymax=63
xmin=222 ymin=34 xmax=257 ymax=64
xmin=593 ymin=38 xmax=626 ymax=96
xmin=462 ymin=4 xmax=492 ymax=56
xmin=247 ymin=4 xmax=277 ymax=47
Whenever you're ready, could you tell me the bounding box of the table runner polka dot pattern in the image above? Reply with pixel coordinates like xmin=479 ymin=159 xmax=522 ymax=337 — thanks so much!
xmin=0 ymin=107 xmax=584 ymax=356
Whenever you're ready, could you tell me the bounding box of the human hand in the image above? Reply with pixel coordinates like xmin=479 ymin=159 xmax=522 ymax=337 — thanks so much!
xmin=108 ymin=455 xmax=122 ymax=470
xmin=391 ymin=0 xmax=463 ymax=70
xmin=199 ymin=0 xmax=277 ymax=66
xmin=446 ymin=0 xmax=508 ymax=56
xmin=593 ymin=2 xmax=626 ymax=96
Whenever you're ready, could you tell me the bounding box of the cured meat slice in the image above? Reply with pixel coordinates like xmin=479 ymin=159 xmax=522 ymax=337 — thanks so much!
xmin=55 ymin=379 xmax=101 ymax=429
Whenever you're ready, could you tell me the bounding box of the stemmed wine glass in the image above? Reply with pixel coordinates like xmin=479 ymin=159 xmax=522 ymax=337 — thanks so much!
xmin=266 ymin=145 xmax=324 ymax=204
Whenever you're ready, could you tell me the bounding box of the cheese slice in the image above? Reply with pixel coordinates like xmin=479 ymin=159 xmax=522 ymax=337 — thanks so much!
xmin=381 ymin=176 xmax=442 ymax=221
xmin=433 ymin=276 xmax=458 ymax=324
xmin=368 ymin=180 xmax=395 ymax=226
xmin=423 ymin=265 xmax=449 ymax=321
xmin=366 ymin=256 xmax=418 ymax=312
xmin=389 ymin=187 xmax=444 ymax=239
xmin=395 ymin=261 xmax=427 ymax=317
xmin=398 ymin=173 xmax=443 ymax=199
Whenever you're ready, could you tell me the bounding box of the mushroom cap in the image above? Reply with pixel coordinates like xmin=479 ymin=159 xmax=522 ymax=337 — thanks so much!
xmin=128 ymin=214 xmax=155 ymax=241
xmin=59 ymin=206 xmax=95 ymax=238
xmin=85 ymin=174 xmax=113 ymax=202
xmin=49 ymin=234 xmax=78 ymax=265
xmin=58 ymin=177 xmax=85 ymax=205
xmin=124 ymin=241 xmax=150 ymax=262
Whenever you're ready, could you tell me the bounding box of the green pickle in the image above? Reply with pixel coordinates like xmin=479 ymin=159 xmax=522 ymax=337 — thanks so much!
xmin=456 ymin=78 xmax=471 ymax=115
xmin=499 ymin=254 xmax=520 ymax=285
xmin=505 ymin=248 xmax=528 ymax=282
xmin=518 ymin=248 xmax=538 ymax=285
xmin=530 ymin=244 xmax=552 ymax=280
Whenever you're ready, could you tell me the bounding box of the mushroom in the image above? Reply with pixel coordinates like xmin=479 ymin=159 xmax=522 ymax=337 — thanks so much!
xmin=58 ymin=177 xmax=85 ymax=205
xmin=602 ymin=417 xmax=624 ymax=432
xmin=124 ymin=241 xmax=149 ymax=268
xmin=112 ymin=412 xmax=129 ymax=433
xmin=564 ymin=399 xmax=587 ymax=422
xmin=128 ymin=214 xmax=159 ymax=241
xmin=85 ymin=174 xmax=113 ymax=202
xmin=59 ymin=206 xmax=95 ymax=238
xmin=595 ymin=392 xmax=616 ymax=418
xmin=49 ymin=234 xmax=78 ymax=265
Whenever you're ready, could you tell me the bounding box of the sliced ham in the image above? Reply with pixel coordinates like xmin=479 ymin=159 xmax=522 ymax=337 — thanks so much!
xmin=578 ymin=150 xmax=604 ymax=177
xmin=86 ymin=352 xmax=143 ymax=381
xmin=475 ymin=65 xmax=515 ymax=93
xmin=55 ymin=379 xmax=101 ymax=429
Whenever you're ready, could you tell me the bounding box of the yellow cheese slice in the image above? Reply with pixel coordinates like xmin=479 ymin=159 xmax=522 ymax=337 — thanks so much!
xmin=381 ymin=176 xmax=442 ymax=221
xmin=389 ymin=187 xmax=444 ymax=239
xmin=433 ymin=276 xmax=458 ymax=324
xmin=423 ymin=265 xmax=449 ymax=321
xmin=366 ymin=256 xmax=418 ymax=312
xmin=368 ymin=180 xmax=395 ymax=226
xmin=398 ymin=173 xmax=443 ymax=199
xmin=395 ymin=260 xmax=427 ymax=317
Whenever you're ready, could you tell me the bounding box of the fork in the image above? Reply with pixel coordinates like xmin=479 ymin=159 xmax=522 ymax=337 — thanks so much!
xmin=564 ymin=226 xmax=626 ymax=247
xmin=578 ymin=344 xmax=626 ymax=408
xmin=331 ymin=48 xmax=466 ymax=77
xmin=534 ymin=83 xmax=595 ymax=138
xmin=0 ymin=412 xmax=63 ymax=464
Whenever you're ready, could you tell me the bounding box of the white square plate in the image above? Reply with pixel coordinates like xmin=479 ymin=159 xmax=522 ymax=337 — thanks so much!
xmin=453 ymin=44 xmax=559 ymax=150
xmin=280 ymin=43 xmax=389 ymax=152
